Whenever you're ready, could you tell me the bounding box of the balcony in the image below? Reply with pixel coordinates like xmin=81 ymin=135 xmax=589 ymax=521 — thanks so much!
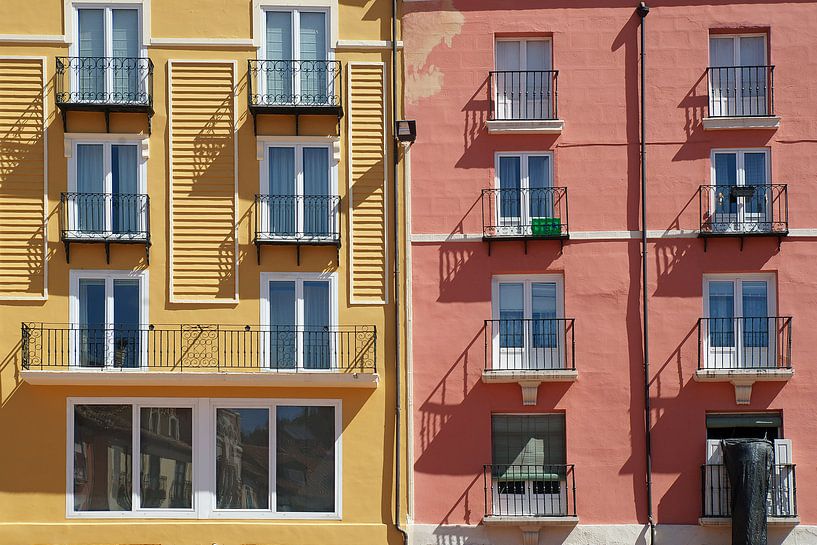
xmin=700 ymin=463 xmax=797 ymax=525
xmin=20 ymin=323 xmax=377 ymax=388
xmin=483 ymin=464 xmax=578 ymax=543
xmin=483 ymin=318 xmax=576 ymax=405
xmin=704 ymin=65 xmax=779 ymax=130
xmin=695 ymin=317 xmax=793 ymax=404
xmin=247 ymin=59 xmax=343 ymax=134
xmin=699 ymin=184 xmax=788 ymax=249
xmin=481 ymin=188 xmax=569 ymax=253
xmin=253 ymin=194 xmax=340 ymax=264
xmin=487 ymin=70 xmax=563 ymax=134
xmin=55 ymin=56 xmax=154 ymax=133
xmin=60 ymin=192 xmax=150 ymax=263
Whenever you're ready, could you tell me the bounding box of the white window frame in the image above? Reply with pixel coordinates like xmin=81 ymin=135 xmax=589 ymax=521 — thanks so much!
xmin=494 ymin=151 xmax=555 ymax=235
xmin=494 ymin=37 xmax=553 ymax=120
xmin=67 ymin=137 xmax=148 ymax=239
xmin=69 ymin=3 xmax=148 ymax=99
xmin=68 ymin=269 xmax=149 ymax=369
xmin=67 ymin=397 xmax=342 ymax=519
xmin=709 ymin=148 xmax=771 ymax=231
xmin=258 ymin=139 xmax=339 ymax=241
xmin=708 ymin=33 xmax=769 ymax=117
xmin=490 ymin=274 xmax=565 ymax=371
xmin=259 ymin=271 xmax=339 ymax=371
xmin=702 ymin=273 xmax=777 ymax=369
xmin=709 ymin=33 xmax=768 ymax=68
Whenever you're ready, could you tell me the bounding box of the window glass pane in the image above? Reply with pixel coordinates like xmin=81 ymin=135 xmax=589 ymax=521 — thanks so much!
xmin=268 ymin=147 xmax=296 ymax=235
xmin=525 ymin=40 xmax=550 ymax=71
xmin=73 ymin=404 xmax=133 ymax=511
xmin=496 ymin=41 xmax=520 ymax=70
xmin=744 ymin=153 xmax=767 ymax=216
xmin=532 ymin=282 xmax=557 ymax=349
xmin=112 ymin=145 xmax=139 ymax=234
xmin=303 ymin=281 xmax=330 ymax=369
xmin=216 ymin=408 xmax=270 ymax=510
xmin=528 ymin=156 xmax=552 ymax=219
xmin=113 ymin=279 xmax=140 ymax=368
xmin=276 ymin=405 xmax=335 ymax=513
xmin=269 ymin=281 xmax=296 ymax=369
xmin=492 ymin=414 xmax=566 ymax=479
xmin=112 ymin=9 xmax=139 ymax=97
xmin=708 ymin=281 xmax=735 ymax=347
xmin=498 ymin=157 xmax=521 ymax=221
xmin=303 ymin=148 xmax=330 ymax=236
xmin=714 ymin=153 xmax=738 ymax=216
xmin=739 ymin=36 xmax=765 ymax=66
xmin=266 ymin=11 xmax=293 ymax=102
xmin=139 ymin=408 xmax=193 ymax=509
xmin=79 ymin=279 xmax=106 ymax=367
xmin=299 ymin=12 xmax=328 ymax=103
xmin=76 ymin=144 xmax=104 ymax=232
xmin=78 ymin=9 xmax=104 ymax=98
xmin=709 ymin=37 xmax=735 ymax=67
xmin=499 ymin=283 xmax=523 ymax=349
xmin=743 ymin=281 xmax=769 ymax=348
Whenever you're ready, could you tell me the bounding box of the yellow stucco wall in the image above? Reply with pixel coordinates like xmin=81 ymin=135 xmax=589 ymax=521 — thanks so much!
xmin=0 ymin=1 xmax=407 ymax=543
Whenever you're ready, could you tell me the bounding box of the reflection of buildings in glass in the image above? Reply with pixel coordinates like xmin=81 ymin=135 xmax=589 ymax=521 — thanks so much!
xmin=140 ymin=408 xmax=192 ymax=509
xmin=216 ymin=409 xmax=268 ymax=509
xmin=276 ymin=408 xmax=334 ymax=512
xmin=73 ymin=405 xmax=132 ymax=511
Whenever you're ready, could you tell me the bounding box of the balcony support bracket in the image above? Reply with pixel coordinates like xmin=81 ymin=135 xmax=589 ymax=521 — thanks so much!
xmin=105 ymin=241 xmax=111 ymax=264
xmin=520 ymin=528 xmax=540 ymax=545
xmin=63 ymin=240 xmax=71 ymax=264
xmin=296 ymin=243 xmax=301 ymax=266
xmin=61 ymin=109 xmax=68 ymax=133
xmin=732 ymin=380 xmax=754 ymax=405
xmin=256 ymin=241 xmax=262 ymax=265
xmin=520 ymin=381 xmax=541 ymax=406
xmin=104 ymin=110 xmax=110 ymax=133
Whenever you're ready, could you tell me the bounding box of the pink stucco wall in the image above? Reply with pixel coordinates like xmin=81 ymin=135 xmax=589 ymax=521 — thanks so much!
xmin=405 ymin=0 xmax=817 ymax=527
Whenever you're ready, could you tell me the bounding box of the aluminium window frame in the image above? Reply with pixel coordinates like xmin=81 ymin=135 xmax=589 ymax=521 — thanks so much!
xmin=66 ymin=397 xmax=343 ymax=520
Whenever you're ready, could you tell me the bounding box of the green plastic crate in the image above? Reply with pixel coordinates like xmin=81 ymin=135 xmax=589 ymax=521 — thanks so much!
xmin=531 ymin=217 xmax=562 ymax=237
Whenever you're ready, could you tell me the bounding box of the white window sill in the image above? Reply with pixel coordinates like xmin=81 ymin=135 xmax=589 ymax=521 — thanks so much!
xmin=482 ymin=369 xmax=577 ymax=406
xmin=694 ymin=368 xmax=793 ymax=405
xmin=22 ymin=369 xmax=378 ymax=388
xmin=702 ymin=116 xmax=780 ymax=130
xmin=699 ymin=516 xmax=799 ymax=527
xmin=487 ymin=119 xmax=564 ymax=134
xmin=483 ymin=515 xmax=579 ymax=526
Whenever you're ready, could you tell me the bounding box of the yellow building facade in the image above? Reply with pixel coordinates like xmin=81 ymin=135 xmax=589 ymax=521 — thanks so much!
xmin=0 ymin=1 xmax=408 ymax=544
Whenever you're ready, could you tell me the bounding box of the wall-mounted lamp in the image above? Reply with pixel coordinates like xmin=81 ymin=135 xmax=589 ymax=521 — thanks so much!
xmin=395 ymin=120 xmax=417 ymax=143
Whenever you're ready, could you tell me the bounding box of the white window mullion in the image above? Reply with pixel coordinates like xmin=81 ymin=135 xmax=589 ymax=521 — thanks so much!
xmin=104 ymin=7 xmax=114 ymax=96
xmin=104 ymin=277 xmax=114 ymax=368
xmin=296 ymin=280 xmax=304 ymax=370
xmin=296 ymin=146 xmax=305 ymax=235
xmin=104 ymin=143 xmax=113 ymax=234
xmin=292 ymin=10 xmax=301 ymax=99
xmin=270 ymin=404 xmax=278 ymax=515
xmin=131 ymin=402 xmax=140 ymax=512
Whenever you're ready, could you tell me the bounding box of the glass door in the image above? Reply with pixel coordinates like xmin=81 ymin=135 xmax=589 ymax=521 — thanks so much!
xmin=495 ymin=39 xmax=552 ymax=120
xmin=76 ymin=8 xmax=140 ymax=102
xmin=76 ymin=144 xmax=105 ymax=235
xmin=706 ymin=279 xmax=772 ymax=369
xmin=709 ymin=36 xmax=767 ymax=116
xmin=267 ymin=278 xmax=333 ymax=370
xmin=303 ymin=147 xmax=331 ymax=237
xmin=267 ymin=147 xmax=296 ymax=237
xmin=712 ymin=151 xmax=769 ymax=233
xmin=497 ymin=156 xmax=522 ymax=235
xmin=264 ymin=10 xmax=328 ymax=105
xmin=530 ymin=282 xmax=562 ymax=370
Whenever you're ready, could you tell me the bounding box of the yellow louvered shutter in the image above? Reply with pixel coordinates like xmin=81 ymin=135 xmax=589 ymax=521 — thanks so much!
xmin=347 ymin=63 xmax=387 ymax=304
xmin=0 ymin=58 xmax=46 ymax=298
xmin=169 ymin=61 xmax=237 ymax=302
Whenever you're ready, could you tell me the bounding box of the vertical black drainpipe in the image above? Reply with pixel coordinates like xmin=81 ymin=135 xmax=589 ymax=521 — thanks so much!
xmin=392 ymin=1 xmax=409 ymax=545
xmin=637 ymin=3 xmax=655 ymax=544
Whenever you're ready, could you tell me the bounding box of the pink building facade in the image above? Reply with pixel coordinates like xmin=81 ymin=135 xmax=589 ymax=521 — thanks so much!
xmin=403 ymin=1 xmax=817 ymax=544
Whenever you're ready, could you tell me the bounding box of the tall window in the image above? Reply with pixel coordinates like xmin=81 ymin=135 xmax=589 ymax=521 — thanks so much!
xmin=491 ymin=275 xmax=564 ymax=371
xmin=262 ymin=273 xmax=336 ymax=370
xmin=260 ymin=144 xmax=335 ymax=239
xmin=71 ymin=271 xmax=145 ymax=369
xmin=490 ymin=414 xmax=567 ymax=516
xmin=69 ymin=399 xmax=340 ymax=518
xmin=495 ymin=153 xmax=555 ymax=236
xmin=75 ymin=6 xmax=142 ymax=101
xmin=263 ymin=9 xmax=330 ymax=104
xmin=494 ymin=38 xmax=553 ymax=120
xmin=710 ymin=149 xmax=770 ymax=233
xmin=69 ymin=141 xmax=146 ymax=238
xmin=704 ymin=275 xmax=775 ymax=369
xmin=709 ymin=34 xmax=769 ymax=116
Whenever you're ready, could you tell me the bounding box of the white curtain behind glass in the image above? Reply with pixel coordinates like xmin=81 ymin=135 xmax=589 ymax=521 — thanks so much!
xmin=112 ymin=145 xmax=138 ymax=234
xmin=77 ymin=144 xmax=104 ymax=232
xmin=495 ymin=41 xmax=520 ymax=119
xmin=709 ymin=281 xmax=735 ymax=348
xmin=528 ymin=156 xmax=551 ymax=219
xmin=78 ymin=9 xmax=104 ymax=99
xmin=299 ymin=12 xmax=327 ymax=103
xmin=268 ymin=147 xmax=295 ymax=235
xmin=303 ymin=147 xmax=329 ymax=235
xmin=498 ymin=156 xmax=521 ymax=224
xmin=266 ymin=12 xmax=293 ymax=102
xmin=112 ymin=10 xmax=139 ymax=99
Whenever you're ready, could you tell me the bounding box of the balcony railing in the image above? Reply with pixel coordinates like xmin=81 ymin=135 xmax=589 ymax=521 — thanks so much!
xmin=60 ymin=193 xmax=149 ymax=241
xmin=482 ymin=188 xmax=569 ymax=240
xmin=484 ymin=464 xmax=576 ymax=518
xmin=702 ymin=463 xmax=797 ymax=518
xmin=699 ymin=184 xmax=788 ymax=237
xmin=489 ymin=70 xmax=558 ymax=121
xmin=707 ymin=65 xmax=774 ymax=118
xmin=484 ymin=318 xmax=575 ymax=372
xmin=21 ymin=323 xmax=376 ymax=374
xmin=56 ymin=56 xmax=153 ymax=108
xmin=248 ymin=60 xmax=342 ymax=111
xmin=254 ymin=194 xmax=340 ymax=243
xmin=697 ymin=317 xmax=792 ymax=370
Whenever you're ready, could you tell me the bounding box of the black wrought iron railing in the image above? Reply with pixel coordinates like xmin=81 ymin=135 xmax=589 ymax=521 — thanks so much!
xmin=21 ymin=323 xmax=376 ymax=373
xmin=484 ymin=318 xmax=575 ymax=372
xmin=60 ymin=192 xmax=150 ymax=241
xmin=697 ymin=317 xmax=792 ymax=370
xmin=56 ymin=56 xmax=153 ymax=107
xmin=484 ymin=464 xmax=576 ymax=517
xmin=254 ymin=194 xmax=340 ymax=242
xmin=707 ymin=65 xmax=774 ymax=117
xmin=482 ymin=187 xmax=568 ymax=238
xmin=489 ymin=70 xmax=558 ymax=121
xmin=701 ymin=463 xmax=797 ymax=518
xmin=699 ymin=184 xmax=788 ymax=236
xmin=248 ymin=60 xmax=342 ymax=108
